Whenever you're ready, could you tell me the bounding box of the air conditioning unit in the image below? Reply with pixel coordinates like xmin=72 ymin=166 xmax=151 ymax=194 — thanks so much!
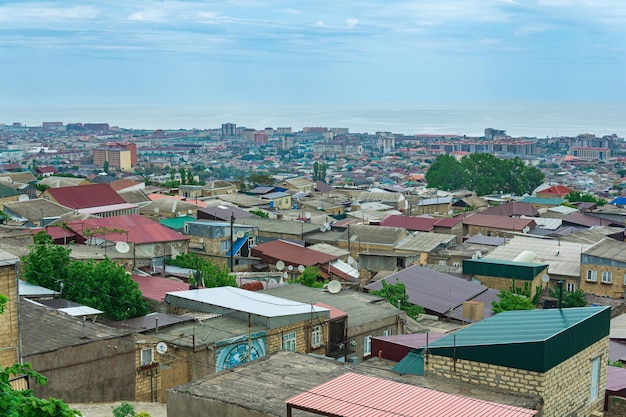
xmin=349 ymin=356 xmax=359 ymax=364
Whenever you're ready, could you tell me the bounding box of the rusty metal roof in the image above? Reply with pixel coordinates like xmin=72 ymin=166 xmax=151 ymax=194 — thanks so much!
xmin=286 ymin=372 xmax=538 ymax=417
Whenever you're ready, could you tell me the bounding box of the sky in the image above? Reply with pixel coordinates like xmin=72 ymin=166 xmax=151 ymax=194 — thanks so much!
xmin=1 ymin=0 xmax=625 ymax=136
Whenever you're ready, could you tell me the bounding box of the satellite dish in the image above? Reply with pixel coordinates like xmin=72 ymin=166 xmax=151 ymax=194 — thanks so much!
xmin=298 ymin=265 xmax=305 ymax=273
xmin=319 ymin=226 xmax=326 ymax=233
xmin=448 ymin=209 xmax=453 ymax=215
xmin=276 ymin=260 xmax=285 ymax=271
xmin=115 ymin=241 xmax=130 ymax=254
xmin=199 ymin=238 xmax=204 ymax=243
xmin=541 ymin=274 xmax=550 ymax=283
xmin=323 ymin=223 xmax=330 ymax=231
xmin=283 ymin=271 xmax=289 ymax=278
xmin=305 ymin=212 xmax=312 ymax=219
xmin=154 ymin=207 xmax=160 ymax=213
xmin=268 ymin=278 xmax=278 ymax=284
xmin=188 ymin=209 xmax=193 ymax=214
xmin=156 ymin=342 xmax=168 ymax=354
xmin=523 ymin=226 xmax=530 ymax=233
xmin=236 ymin=230 xmax=245 ymax=239
xmin=288 ymin=265 xmax=294 ymax=271
xmin=327 ymin=280 xmax=341 ymax=294
xmin=18 ymin=194 xmax=29 ymax=201
xmin=145 ymin=246 xmax=155 ymax=256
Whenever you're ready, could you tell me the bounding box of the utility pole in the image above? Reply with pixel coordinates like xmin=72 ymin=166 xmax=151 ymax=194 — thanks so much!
xmin=230 ymin=213 xmax=235 ymax=273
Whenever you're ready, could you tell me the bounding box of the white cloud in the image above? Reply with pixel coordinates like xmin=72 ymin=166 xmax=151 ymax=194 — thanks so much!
xmin=345 ymin=18 xmax=358 ymax=28
xmin=315 ymin=20 xmax=325 ymax=27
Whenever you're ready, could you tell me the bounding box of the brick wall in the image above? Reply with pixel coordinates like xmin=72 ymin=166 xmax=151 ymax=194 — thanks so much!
xmin=580 ymin=263 xmax=626 ymax=298
xmin=135 ymin=338 xmax=162 ymax=402
xmin=426 ymin=336 xmax=609 ymax=417
xmin=0 ymin=263 xmax=19 ymax=367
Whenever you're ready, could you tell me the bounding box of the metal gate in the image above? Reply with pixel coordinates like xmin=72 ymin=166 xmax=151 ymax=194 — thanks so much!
xmin=160 ymin=358 xmax=189 ymax=403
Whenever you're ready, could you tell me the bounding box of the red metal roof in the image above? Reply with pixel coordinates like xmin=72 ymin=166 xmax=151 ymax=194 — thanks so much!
xmin=286 ymin=372 xmax=538 ymax=416
xmin=132 ymin=274 xmax=189 ymax=301
xmin=66 ymin=214 xmax=189 ymax=244
xmin=433 ymin=216 xmax=463 ymax=227
xmin=47 ymin=183 xmax=126 ymax=209
xmin=251 ymin=240 xmax=339 ymax=267
xmin=313 ymin=302 xmax=347 ymax=320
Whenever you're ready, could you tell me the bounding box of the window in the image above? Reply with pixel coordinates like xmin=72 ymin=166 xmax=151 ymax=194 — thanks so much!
xmin=141 ymin=348 xmax=154 ymax=366
xmin=383 ymin=329 xmax=392 ymax=336
xmin=566 ymin=282 xmax=575 ymax=292
xmin=311 ymin=326 xmax=321 ymax=348
xmin=364 ymin=335 xmax=372 ymax=356
xmin=586 ymin=270 xmax=597 ymax=282
xmin=602 ymin=271 xmax=612 ymax=284
xmin=590 ymin=356 xmax=601 ymax=401
xmin=282 ymin=332 xmax=297 ymax=352
xmin=220 ymin=240 xmax=230 ymax=252
xmin=438 ymin=260 xmax=447 ymax=266
xmin=453 ymin=261 xmax=461 ymax=267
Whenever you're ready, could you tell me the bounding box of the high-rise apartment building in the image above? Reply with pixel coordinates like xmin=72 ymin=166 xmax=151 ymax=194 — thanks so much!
xmin=222 ymin=123 xmax=236 ymax=136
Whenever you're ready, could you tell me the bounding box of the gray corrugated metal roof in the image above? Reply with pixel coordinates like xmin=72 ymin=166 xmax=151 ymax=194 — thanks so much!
xmin=337 ymin=224 xmax=408 ymax=245
xmin=0 ymin=248 xmax=19 ymax=266
xmin=236 ymin=217 xmax=321 ymax=235
xmin=365 ymin=265 xmax=488 ymax=317
xmin=394 ymin=232 xmax=456 ymax=252
xmin=583 ymin=237 xmax=626 ymax=263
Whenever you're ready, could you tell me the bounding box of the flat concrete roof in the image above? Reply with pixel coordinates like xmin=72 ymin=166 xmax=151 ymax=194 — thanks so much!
xmin=168 ymin=351 xmax=540 ymax=416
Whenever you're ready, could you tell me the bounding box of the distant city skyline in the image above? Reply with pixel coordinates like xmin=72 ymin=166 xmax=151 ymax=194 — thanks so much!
xmin=2 ymin=1 xmax=625 ymax=137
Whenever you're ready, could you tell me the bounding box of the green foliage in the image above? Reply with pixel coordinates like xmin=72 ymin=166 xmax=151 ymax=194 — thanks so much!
xmin=509 ymin=278 xmax=542 ymax=305
xmin=425 ymin=153 xmax=545 ymax=195
xmin=22 ymin=232 xmax=150 ymax=320
xmin=103 ymin=160 xmax=109 ymax=173
xmin=0 ymin=294 xmax=7 ymax=315
xmin=312 ymin=162 xmax=327 ymax=182
xmin=112 ymin=402 xmax=135 ymax=417
xmin=491 ymin=289 xmax=535 ymax=314
xmin=136 ymin=412 xmax=151 ymax=417
xmin=565 ymin=191 xmax=607 ymax=206
xmin=0 ymin=362 xmax=82 ymax=417
xmin=547 ymin=288 xmax=588 ymax=308
xmin=167 ymin=253 xmax=236 ymax=288
xmin=292 ymin=266 xmax=325 ymax=288
xmin=370 ymin=279 xmax=424 ymax=320
xmin=248 ymin=172 xmax=275 ymax=186
xmin=249 ymin=209 xmax=269 ymax=218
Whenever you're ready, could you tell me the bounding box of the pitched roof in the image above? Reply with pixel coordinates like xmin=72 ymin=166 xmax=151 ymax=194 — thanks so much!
xmin=109 ymin=178 xmax=143 ymax=192
xmin=463 ymin=214 xmax=536 ymax=231
xmin=132 ymin=275 xmax=190 ymax=301
xmin=66 ymin=214 xmax=189 ymax=244
xmin=562 ymin=212 xmax=619 ymax=227
xmin=45 ymin=183 xmax=126 ymax=209
xmin=379 ymin=214 xmax=436 ymax=231
xmin=4 ymin=199 xmax=72 ymax=221
xmin=337 ymin=224 xmax=408 ymax=245
xmin=251 ymin=239 xmax=339 ymax=267
xmin=365 ymin=265 xmax=488 ymax=317
xmin=433 ymin=216 xmax=464 ymax=227
xmin=286 ymin=372 xmax=538 ymax=417
xmin=198 ymin=205 xmax=255 ymax=221
xmin=536 ymin=184 xmax=573 ymax=196
xmin=481 ymin=202 xmax=539 ymax=217
xmin=583 ymin=238 xmax=626 ymax=264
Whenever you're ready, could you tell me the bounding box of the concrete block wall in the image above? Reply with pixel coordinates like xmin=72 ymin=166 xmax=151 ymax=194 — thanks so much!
xmin=266 ymin=322 xmax=308 ymax=354
xmin=0 ymin=264 xmax=19 ymax=367
xmin=426 ymin=336 xmax=609 ymax=417
xmin=580 ymin=263 xmax=626 ymax=298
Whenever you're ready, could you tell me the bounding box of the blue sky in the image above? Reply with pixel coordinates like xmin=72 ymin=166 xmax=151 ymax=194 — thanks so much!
xmin=1 ymin=0 xmax=625 ymax=135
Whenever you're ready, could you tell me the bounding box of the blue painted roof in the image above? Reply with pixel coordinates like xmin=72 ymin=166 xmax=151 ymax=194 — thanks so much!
xmin=226 ymin=236 xmax=248 ymax=256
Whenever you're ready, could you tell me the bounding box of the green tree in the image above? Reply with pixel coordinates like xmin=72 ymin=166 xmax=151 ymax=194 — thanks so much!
xmin=179 ymin=167 xmax=186 ymax=185
xmin=186 ymin=170 xmax=194 ymax=185
xmin=424 ymin=154 xmax=466 ymax=191
xmin=248 ymin=172 xmax=275 ymax=186
xmin=565 ymin=191 xmax=607 ymax=206
xmin=103 ymin=160 xmax=109 ymax=173
xmin=0 ymin=294 xmax=6 ymax=314
xmin=167 ymin=253 xmax=236 ymax=288
xmin=370 ymin=279 xmax=424 ymax=320
xmin=312 ymin=162 xmax=327 ymax=182
xmin=249 ymin=209 xmax=269 ymax=218
xmin=22 ymin=232 xmax=149 ymax=320
xmin=293 ymin=266 xmax=325 ymax=288
xmin=491 ymin=289 xmax=535 ymax=314
xmin=0 ymin=362 xmax=82 ymax=417
xmin=547 ymin=288 xmax=588 ymax=308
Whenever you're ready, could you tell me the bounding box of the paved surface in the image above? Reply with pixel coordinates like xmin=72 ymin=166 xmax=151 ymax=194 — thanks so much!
xmin=69 ymin=402 xmax=167 ymax=417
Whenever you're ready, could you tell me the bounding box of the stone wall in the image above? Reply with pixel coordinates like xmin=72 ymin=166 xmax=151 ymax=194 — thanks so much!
xmin=0 ymin=263 xmax=19 ymax=367
xmin=607 ymin=395 xmax=626 ymax=417
xmin=580 ymin=263 xmax=626 ymax=298
xmin=426 ymin=336 xmax=609 ymax=417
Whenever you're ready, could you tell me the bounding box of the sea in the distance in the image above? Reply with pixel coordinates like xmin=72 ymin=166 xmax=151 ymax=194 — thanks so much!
xmin=3 ymin=101 xmax=625 ymax=138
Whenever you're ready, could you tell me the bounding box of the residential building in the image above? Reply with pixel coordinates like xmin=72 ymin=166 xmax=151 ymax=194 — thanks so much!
xmin=0 ymin=249 xmax=20 ymax=367
xmin=462 ymin=258 xmax=549 ymax=296
xmin=40 ymin=183 xmax=138 ymax=217
xmin=580 ymin=238 xmax=626 ymax=298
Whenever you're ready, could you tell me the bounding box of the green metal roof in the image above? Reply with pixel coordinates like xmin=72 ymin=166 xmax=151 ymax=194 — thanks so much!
xmin=423 ymin=306 xmax=610 ymax=372
xmin=160 ymin=216 xmax=195 ymax=231
xmin=519 ymin=196 xmax=565 ymax=206
xmin=392 ymin=350 xmax=424 ymax=376
xmin=462 ymin=258 xmax=548 ymax=280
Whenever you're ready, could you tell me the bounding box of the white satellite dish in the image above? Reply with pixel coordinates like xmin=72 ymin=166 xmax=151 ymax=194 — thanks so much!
xmin=188 ymin=209 xmax=193 ymax=214
xmin=236 ymin=230 xmax=245 ymax=239
xmin=156 ymin=342 xmax=168 ymax=354
xmin=305 ymin=212 xmax=312 ymax=219
xmin=276 ymin=260 xmax=285 ymax=271
xmin=18 ymin=194 xmax=29 ymax=202
xmin=115 ymin=241 xmax=130 ymax=254
xmin=523 ymin=226 xmax=530 ymax=233
xmin=283 ymin=271 xmax=288 ymax=278
xmin=319 ymin=226 xmax=326 ymax=233
xmin=298 ymin=265 xmax=305 ymax=273
xmin=327 ymin=280 xmax=341 ymax=294
xmin=541 ymin=274 xmax=550 ymax=283
xmin=288 ymin=265 xmax=294 ymax=271
xmin=199 ymin=238 xmax=204 ymax=244
xmin=323 ymin=223 xmax=330 ymax=231
xmin=154 ymin=207 xmax=160 ymax=213
xmin=268 ymin=278 xmax=278 ymax=284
